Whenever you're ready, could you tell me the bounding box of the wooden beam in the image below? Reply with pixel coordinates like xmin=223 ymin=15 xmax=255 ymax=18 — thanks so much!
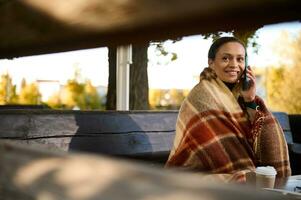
xmin=0 ymin=0 xmax=300 ymax=58
xmin=0 ymin=141 xmax=287 ymax=200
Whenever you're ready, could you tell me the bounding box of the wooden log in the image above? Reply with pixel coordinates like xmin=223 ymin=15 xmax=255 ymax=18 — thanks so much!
xmin=0 ymin=0 xmax=300 ymax=58
xmin=0 ymin=141 xmax=288 ymax=200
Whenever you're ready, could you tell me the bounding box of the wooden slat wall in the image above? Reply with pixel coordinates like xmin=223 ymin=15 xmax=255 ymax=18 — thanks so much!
xmin=0 ymin=141 xmax=286 ymax=200
xmin=0 ymin=0 xmax=300 ymax=58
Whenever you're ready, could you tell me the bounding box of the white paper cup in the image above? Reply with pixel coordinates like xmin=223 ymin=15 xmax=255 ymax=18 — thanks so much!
xmin=255 ymin=166 xmax=277 ymax=189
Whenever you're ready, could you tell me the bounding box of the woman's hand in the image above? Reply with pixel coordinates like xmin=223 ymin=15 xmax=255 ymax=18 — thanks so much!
xmin=240 ymin=66 xmax=256 ymax=102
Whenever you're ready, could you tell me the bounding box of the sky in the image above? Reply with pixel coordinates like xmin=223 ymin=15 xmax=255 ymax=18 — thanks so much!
xmin=0 ymin=21 xmax=301 ymax=99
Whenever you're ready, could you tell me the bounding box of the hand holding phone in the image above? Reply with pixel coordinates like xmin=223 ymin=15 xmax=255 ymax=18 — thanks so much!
xmin=242 ymin=56 xmax=251 ymax=91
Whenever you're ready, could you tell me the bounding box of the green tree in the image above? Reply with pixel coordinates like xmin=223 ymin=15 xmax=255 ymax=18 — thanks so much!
xmin=18 ymin=79 xmax=42 ymax=104
xmin=0 ymin=73 xmax=18 ymax=104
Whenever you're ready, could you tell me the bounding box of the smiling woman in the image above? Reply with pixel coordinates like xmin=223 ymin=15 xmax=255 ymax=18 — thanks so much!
xmin=208 ymin=38 xmax=246 ymax=83
xmin=165 ymin=37 xmax=291 ymax=183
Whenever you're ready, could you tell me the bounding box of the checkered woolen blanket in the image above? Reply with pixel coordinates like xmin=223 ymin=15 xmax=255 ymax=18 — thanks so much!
xmin=165 ymin=68 xmax=291 ymax=182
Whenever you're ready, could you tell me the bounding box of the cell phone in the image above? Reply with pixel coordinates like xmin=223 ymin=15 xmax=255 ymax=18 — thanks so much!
xmin=242 ymin=56 xmax=251 ymax=91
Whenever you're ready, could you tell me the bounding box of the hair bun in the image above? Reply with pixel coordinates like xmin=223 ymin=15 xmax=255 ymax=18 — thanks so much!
xmin=200 ymin=67 xmax=217 ymax=81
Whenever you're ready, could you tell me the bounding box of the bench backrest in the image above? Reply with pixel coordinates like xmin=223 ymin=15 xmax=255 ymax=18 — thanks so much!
xmin=273 ymin=112 xmax=293 ymax=144
xmin=0 ymin=110 xmax=294 ymax=164
xmin=0 ymin=110 xmax=177 ymax=163
xmin=288 ymin=114 xmax=301 ymax=143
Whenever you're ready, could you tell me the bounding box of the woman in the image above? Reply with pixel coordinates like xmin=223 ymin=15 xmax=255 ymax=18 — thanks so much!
xmin=165 ymin=37 xmax=291 ymax=182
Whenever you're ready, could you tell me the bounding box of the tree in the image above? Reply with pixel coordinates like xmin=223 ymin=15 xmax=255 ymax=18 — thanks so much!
xmin=0 ymin=73 xmax=18 ymax=104
xmin=149 ymin=88 xmax=189 ymax=110
xmin=130 ymin=43 xmax=149 ymax=110
xmin=83 ymin=80 xmax=103 ymax=110
xmin=265 ymin=66 xmax=286 ymax=111
xmin=47 ymin=92 xmax=62 ymax=109
xmin=149 ymin=89 xmax=164 ymax=109
xmin=106 ymin=43 xmax=149 ymax=110
xmin=265 ymin=31 xmax=301 ymax=113
xmin=62 ymin=75 xmax=84 ymax=109
xmin=106 ymin=46 xmax=117 ymax=110
xmin=18 ymin=79 xmax=41 ymax=104
xmin=60 ymin=68 xmax=103 ymax=110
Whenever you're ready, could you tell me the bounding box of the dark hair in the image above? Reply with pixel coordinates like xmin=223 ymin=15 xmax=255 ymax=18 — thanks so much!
xmin=208 ymin=37 xmax=246 ymax=60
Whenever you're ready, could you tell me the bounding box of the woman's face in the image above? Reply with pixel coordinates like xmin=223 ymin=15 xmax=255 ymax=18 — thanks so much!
xmin=208 ymin=42 xmax=246 ymax=83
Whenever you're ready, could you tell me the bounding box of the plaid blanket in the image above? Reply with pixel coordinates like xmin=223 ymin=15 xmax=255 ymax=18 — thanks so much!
xmin=165 ymin=68 xmax=291 ymax=182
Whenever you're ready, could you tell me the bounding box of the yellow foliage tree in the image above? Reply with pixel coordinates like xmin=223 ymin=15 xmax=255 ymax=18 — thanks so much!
xmin=149 ymin=89 xmax=164 ymax=109
xmin=18 ymin=79 xmax=42 ymax=104
xmin=61 ymin=78 xmax=84 ymax=109
xmin=59 ymin=68 xmax=103 ymax=110
xmin=149 ymin=88 xmax=189 ymax=110
xmin=47 ymin=92 xmax=62 ymax=109
xmin=0 ymin=73 xmax=18 ymax=104
xmin=266 ymin=31 xmax=301 ymax=114
xmin=83 ymin=80 xmax=103 ymax=110
xmin=265 ymin=66 xmax=286 ymax=111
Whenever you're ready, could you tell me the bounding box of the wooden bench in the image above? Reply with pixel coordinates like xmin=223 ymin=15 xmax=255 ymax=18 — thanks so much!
xmin=0 ymin=110 xmax=177 ymax=164
xmin=0 ymin=110 xmax=300 ymax=173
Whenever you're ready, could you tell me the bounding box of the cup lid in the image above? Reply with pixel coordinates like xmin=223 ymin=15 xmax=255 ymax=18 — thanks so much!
xmin=255 ymin=166 xmax=277 ymax=176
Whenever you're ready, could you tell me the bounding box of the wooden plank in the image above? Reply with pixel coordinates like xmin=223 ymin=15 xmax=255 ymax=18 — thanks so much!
xmin=0 ymin=0 xmax=300 ymax=58
xmin=0 ymin=141 xmax=288 ymax=200
xmin=0 ymin=110 xmax=178 ymax=139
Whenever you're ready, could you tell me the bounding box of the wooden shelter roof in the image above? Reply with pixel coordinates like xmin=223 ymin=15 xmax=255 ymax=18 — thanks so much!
xmin=0 ymin=0 xmax=300 ymax=59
